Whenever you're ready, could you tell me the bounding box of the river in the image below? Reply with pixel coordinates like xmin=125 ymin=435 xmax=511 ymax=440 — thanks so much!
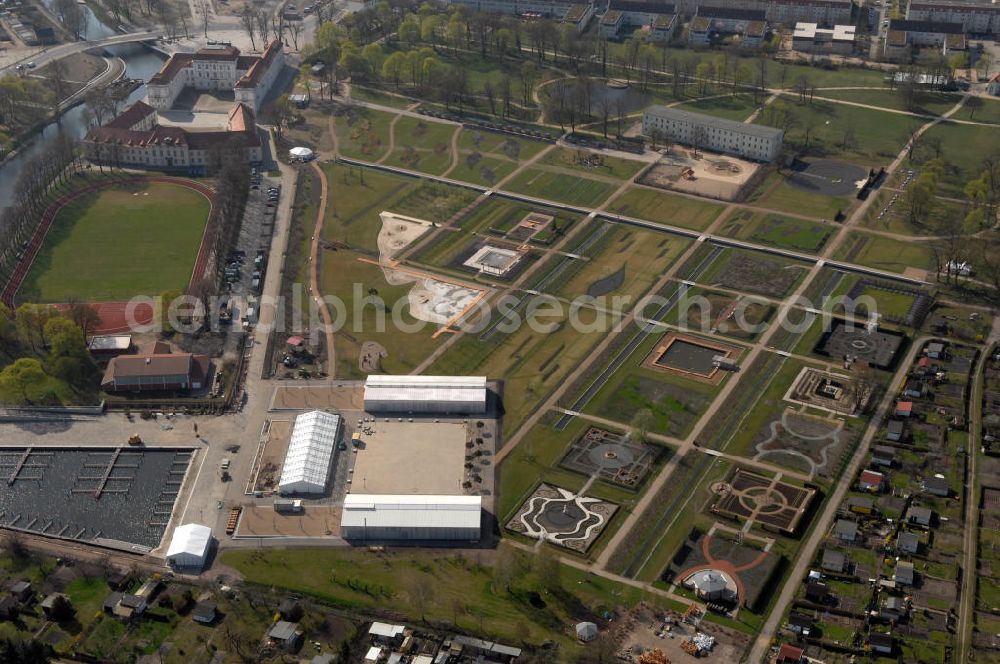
xmin=0 ymin=20 xmax=166 ymax=209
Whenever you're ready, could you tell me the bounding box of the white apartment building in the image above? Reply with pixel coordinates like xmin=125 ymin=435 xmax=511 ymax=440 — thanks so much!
xmin=642 ymin=106 xmax=784 ymax=162
xmin=906 ymin=0 xmax=1000 ymax=35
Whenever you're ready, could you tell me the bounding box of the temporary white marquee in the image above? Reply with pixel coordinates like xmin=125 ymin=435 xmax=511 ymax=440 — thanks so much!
xmin=278 ymin=410 xmax=343 ymax=494
xmin=363 ymin=375 xmax=487 ymax=414
xmin=165 ymin=523 xmax=213 ymax=571
xmin=289 ymin=146 xmax=314 ymax=161
xmin=340 ymin=494 xmax=482 ymax=541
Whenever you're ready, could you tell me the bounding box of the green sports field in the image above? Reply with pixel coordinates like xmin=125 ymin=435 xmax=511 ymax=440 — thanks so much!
xmin=20 ymin=181 xmax=210 ymax=302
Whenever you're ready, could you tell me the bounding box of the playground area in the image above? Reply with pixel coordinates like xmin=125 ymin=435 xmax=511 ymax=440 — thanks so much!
xmin=641 ymin=148 xmax=759 ymax=201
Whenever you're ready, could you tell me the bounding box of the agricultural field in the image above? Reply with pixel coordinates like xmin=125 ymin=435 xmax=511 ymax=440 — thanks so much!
xmin=19 ymin=179 xmax=210 ymax=303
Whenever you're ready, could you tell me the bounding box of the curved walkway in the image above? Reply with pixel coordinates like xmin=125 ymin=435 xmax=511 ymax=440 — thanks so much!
xmin=307 ymin=161 xmax=337 ymax=377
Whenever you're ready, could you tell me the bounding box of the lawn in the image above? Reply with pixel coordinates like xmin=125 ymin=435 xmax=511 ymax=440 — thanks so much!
xmin=834 ymin=231 xmax=935 ymax=275
xmin=718 ymin=209 xmax=834 ymax=254
xmin=606 ymin=186 xmax=725 ymax=231
xmin=951 ymin=96 xmax=1000 ymax=124
xmin=448 ymin=129 xmax=549 ymax=186
xmin=19 ymin=180 xmax=210 ymax=303
xmin=816 ymin=89 xmax=960 ymax=117
xmin=349 ymin=84 xmax=416 ymax=109
xmin=504 ymin=168 xmax=619 ymax=207
xmin=221 ymin=545 xmax=685 ymax=658
xmin=859 ymin=188 xmax=968 ymax=237
xmin=918 ymin=121 xmax=1000 ymax=196
xmin=676 ymin=94 xmax=761 ymax=122
xmin=755 ymin=177 xmax=852 ymax=221
xmin=332 ymin=107 xmax=396 ymax=160
xmin=383 ymin=116 xmax=458 ymax=175
xmin=539 ymin=147 xmax=646 ymax=181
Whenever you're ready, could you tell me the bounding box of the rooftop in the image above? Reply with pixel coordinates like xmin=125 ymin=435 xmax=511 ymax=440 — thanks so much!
xmin=609 ymin=0 xmax=675 ymax=13
xmin=697 ymin=6 xmax=767 ymax=21
xmin=889 ymin=18 xmax=965 ymax=34
xmin=644 ymin=106 xmax=784 ymax=141
xmin=341 ymin=494 xmax=482 ymax=532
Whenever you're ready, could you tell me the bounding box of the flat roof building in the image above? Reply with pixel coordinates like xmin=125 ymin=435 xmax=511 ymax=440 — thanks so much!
xmin=642 ymin=106 xmax=784 ymax=162
xmin=792 ymin=22 xmax=856 ymax=53
xmin=363 ymin=375 xmax=487 ymax=414
xmin=341 ymin=494 xmax=482 ymax=541
xmin=165 ymin=524 xmax=213 ymax=571
xmin=907 ymin=0 xmax=1000 ymax=35
xmin=278 ymin=410 xmax=343 ymax=495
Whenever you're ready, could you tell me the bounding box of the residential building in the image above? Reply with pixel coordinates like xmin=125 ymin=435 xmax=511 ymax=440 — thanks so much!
xmin=368 ymin=622 xmax=406 ymax=646
xmin=562 ymin=3 xmax=594 ymax=32
xmin=848 ymin=496 xmax=875 ymax=515
xmin=191 ymin=601 xmax=217 ymax=624
xmin=688 ymin=7 xmax=768 ymax=46
xmin=642 ymin=106 xmax=784 ymax=161
xmin=907 ymin=0 xmax=1000 ymax=35
xmin=834 ymin=518 xmax=858 ymax=542
xmin=886 ymin=418 xmax=906 ymax=441
xmin=146 ymin=40 xmax=284 ymax=112
xmin=902 ymin=378 xmax=927 ymax=399
xmin=269 ymin=621 xmax=304 ymax=650
xmin=448 ymin=0 xmax=576 ymax=17
xmin=600 ymin=10 xmax=626 ymax=37
xmin=40 ymin=593 xmax=69 ymax=618
xmin=921 ymin=476 xmax=950 ymax=497
xmin=869 ymin=632 xmax=895 ymax=655
xmin=805 ymin=580 xmax=830 ymax=602
xmin=101 ymin=349 xmax=211 ymax=392
xmin=787 ymin=612 xmax=813 ymax=635
xmin=872 ymin=445 xmax=897 ymax=467
xmin=674 ymin=0 xmax=852 ymax=25
xmin=894 ymin=561 xmax=915 ymax=586
xmin=84 ymin=101 xmax=263 ymax=173
xmin=821 ymin=549 xmax=847 ymax=573
xmin=897 ymin=531 xmax=920 ymax=554
xmin=906 ymin=505 xmax=933 ymax=526
xmin=895 ymin=401 xmax=914 ymax=418
xmin=988 ymin=73 xmax=1000 ymax=95
xmin=926 ymin=342 xmax=947 ymax=359
xmin=791 ymin=22 xmax=856 ymax=54
xmin=881 ymin=596 xmax=908 ymax=620
xmin=858 ymin=469 xmax=885 ymax=492
xmin=777 ymin=643 xmax=805 ymax=664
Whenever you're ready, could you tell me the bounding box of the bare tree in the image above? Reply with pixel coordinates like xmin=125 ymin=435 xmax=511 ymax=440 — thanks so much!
xmin=240 ymin=7 xmax=257 ymax=50
xmin=196 ymin=0 xmax=211 ymax=38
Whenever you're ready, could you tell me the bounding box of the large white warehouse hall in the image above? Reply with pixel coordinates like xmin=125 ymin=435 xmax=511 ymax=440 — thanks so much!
xmin=363 ymin=375 xmax=487 ymax=414
xmin=278 ymin=410 xmax=343 ymax=494
xmin=340 ymin=494 xmax=482 ymax=541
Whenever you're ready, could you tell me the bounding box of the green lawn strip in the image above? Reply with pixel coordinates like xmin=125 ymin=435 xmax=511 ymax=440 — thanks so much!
xmin=606 ymin=187 xmax=725 ymax=231
xmin=834 ymin=231 xmax=935 ymax=274
xmin=548 ymin=224 xmax=691 ymax=303
xmin=718 ymin=209 xmax=834 ymax=254
xmin=859 ymin=188 xmax=967 ymax=236
xmin=20 ymin=182 xmax=209 ymax=303
xmin=951 ymin=96 xmax=1000 ymax=124
xmin=449 ymin=153 xmax=518 ymax=186
xmin=384 ymin=116 xmax=457 ymax=176
xmin=676 ymin=94 xmax=761 ymax=122
xmin=504 ymin=168 xmax=619 ymax=207
xmin=815 ymin=89 xmax=959 ymax=117
xmin=662 ymin=284 xmax=774 ymax=342
xmin=760 ymin=99 xmax=914 ymax=165
xmin=333 ymin=107 xmax=397 ymax=161
xmin=756 ymin=178 xmax=852 ymax=221
xmin=349 ymin=85 xmax=417 ymax=109
xmin=539 ymin=146 xmax=646 ymax=181
xmin=221 ymin=547 xmax=682 ymax=656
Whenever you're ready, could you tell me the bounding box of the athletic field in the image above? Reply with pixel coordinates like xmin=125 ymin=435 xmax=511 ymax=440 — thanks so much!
xmin=18 ymin=181 xmax=211 ymax=303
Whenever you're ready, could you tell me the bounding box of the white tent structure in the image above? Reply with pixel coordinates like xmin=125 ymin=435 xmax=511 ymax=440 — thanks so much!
xmin=341 ymin=494 xmax=482 ymax=541
xmin=576 ymin=622 xmax=599 ymax=642
xmin=278 ymin=410 xmax=343 ymax=494
xmin=165 ymin=523 xmax=213 ymax=571
xmin=363 ymin=375 xmax=487 ymax=414
xmin=289 ymin=146 xmax=314 ymax=161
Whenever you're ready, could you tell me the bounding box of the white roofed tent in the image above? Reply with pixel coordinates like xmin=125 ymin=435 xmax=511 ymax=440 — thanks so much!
xmin=289 ymin=146 xmax=314 ymax=160
xmin=278 ymin=410 xmax=343 ymax=494
xmin=363 ymin=375 xmax=487 ymax=414
xmin=341 ymin=494 xmax=482 ymax=541
xmin=165 ymin=523 xmax=213 ymax=571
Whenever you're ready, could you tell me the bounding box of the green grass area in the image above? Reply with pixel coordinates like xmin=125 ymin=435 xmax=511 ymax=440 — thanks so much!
xmin=448 ymin=129 xmax=548 ymax=186
xmin=834 ymin=232 xmax=934 ymax=275
xmin=539 ymin=147 xmax=646 ymax=181
xmin=952 ymin=97 xmax=1000 ymax=124
xmin=718 ymin=209 xmax=834 ymax=254
xmin=697 ymin=247 xmax=810 ymax=299
xmin=504 ymin=167 xmax=619 ymax=207
xmin=815 ymin=89 xmax=960 ymax=117
xmin=606 ymin=187 xmax=724 ymax=231
xmin=918 ymin=121 xmax=1000 ymax=196
xmin=333 ymin=107 xmax=396 ymax=160
xmin=19 ymin=180 xmax=209 ymax=303
xmin=663 ymin=285 xmax=774 ymax=341
xmin=384 ymin=116 xmax=458 ymax=175
xmin=755 ymin=177 xmax=851 ymax=221
xmin=349 ymin=84 xmax=416 ymax=109
xmin=321 ymin=165 xmax=478 ymax=377
xmin=676 ymin=94 xmax=761 ymax=122
xmin=859 ymin=188 xmax=968 ymax=237
xmin=222 ymin=546 xmax=684 ymax=659
xmin=760 ymin=99 xmax=915 ymax=164
xmin=547 ymin=223 xmax=690 ymax=303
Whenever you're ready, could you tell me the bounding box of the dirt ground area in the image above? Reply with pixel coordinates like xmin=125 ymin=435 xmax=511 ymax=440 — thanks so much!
xmin=269 ymin=383 xmax=364 ymax=410
xmin=618 ymin=604 xmax=748 ymax=663
xmin=641 ymin=147 xmax=759 ymax=201
xmin=252 ymin=419 xmax=291 ymax=493
xmin=35 ymin=52 xmax=105 ymax=90
xmin=235 ymin=502 xmax=342 ymax=537
xmin=352 ymin=420 xmax=470 ymax=495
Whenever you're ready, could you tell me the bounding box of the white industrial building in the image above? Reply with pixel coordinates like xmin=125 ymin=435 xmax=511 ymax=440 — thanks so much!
xmin=340 ymin=495 xmax=482 ymax=541
xmin=363 ymin=375 xmax=487 ymax=414
xmin=792 ymin=23 xmax=857 ymax=54
xmin=642 ymin=106 xmax=784 ymax=162
xmin=277 ymin=410 xmax=343 ymax=495
xmin=165 ymin=523 xmax=213 ymax=571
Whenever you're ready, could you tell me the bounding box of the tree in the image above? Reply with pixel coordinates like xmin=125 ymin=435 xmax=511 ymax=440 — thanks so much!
xmin=0 ymin=358 xmax=47 ymax=404
xmin=48 ymin=595 xmax=74 ymax=623
xmin=196 ymin=0 xmax=211 ymax=38
xmin=240 ymin=7 xmax=256 ymax=50
xmin=408 ymin=576 xmax=435 ymax=622
xmin=382 ymin=52 xmax=406 ymax=89
xmin=399 ymin=19 xmax=420 ymax=45
xmin=493 ymin=544 xmax=523 ymax=593
xmin=299 ymin=64 xmax=312 ymax=102
xmin=532 ymin=546 xmax=562 ymax=593
xmin=966 ymin=96 xmax=983 ymax=120
xmin=631 ymin=408 xmax=656 ymax=444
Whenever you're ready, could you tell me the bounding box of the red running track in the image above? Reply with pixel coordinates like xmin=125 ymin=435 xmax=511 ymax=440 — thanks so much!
xmin=1 ymin=176 xmax=217 ymax=335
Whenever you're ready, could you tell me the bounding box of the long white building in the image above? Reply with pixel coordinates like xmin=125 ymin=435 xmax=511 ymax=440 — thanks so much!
xmin=340 ymin=494 xmax=482 ymax=541
xmin=278 ymin=410 xmax=343 ymax=494
xmin=642 ymin=106 xmax=784 ymax=162
xmin=363 ymin=375 xmax=487 ymax=414
xmin=906 ymin=0 xmax=1000 ymax=35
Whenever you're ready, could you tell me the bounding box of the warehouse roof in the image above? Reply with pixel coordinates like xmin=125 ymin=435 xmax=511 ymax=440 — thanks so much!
xmin=166 ymin=523 xmax=212 ymax=560
xmin=278 ymin=410 xmax=342 ymax=492
xmin=643 ymin=106 xmax=784 ymax=141
xmin=341 ymin=494 xmax=482 ymax=532
xmin=364 ymin=375 xmax=487 ymax=405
